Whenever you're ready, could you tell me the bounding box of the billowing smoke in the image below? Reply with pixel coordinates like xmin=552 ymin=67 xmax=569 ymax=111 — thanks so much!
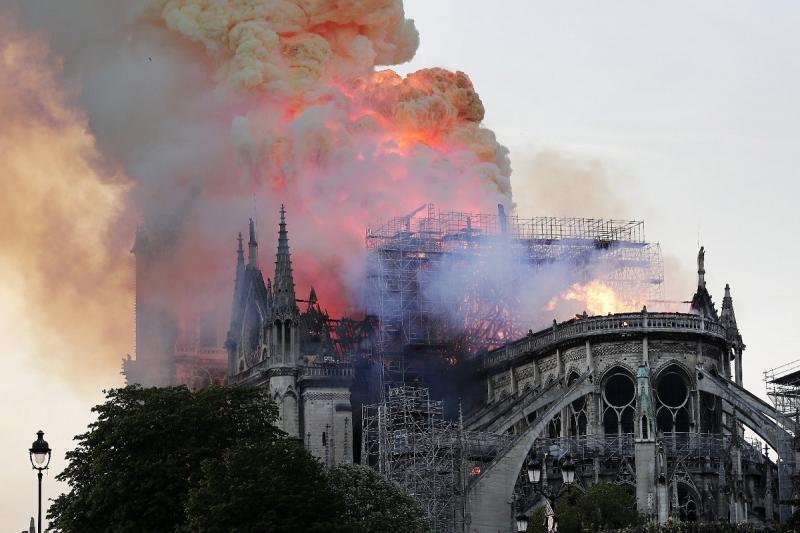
xmin=140 ymin=0 xmax=512 ymax=316
xmin=6 ymin=0 xmax=664 ymax=385
xmin=0 ymin=11 xmax=133 ymax=386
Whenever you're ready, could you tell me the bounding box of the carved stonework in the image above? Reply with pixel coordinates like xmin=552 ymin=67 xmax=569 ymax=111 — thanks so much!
xmin=593 ymin=341 xmax=641 ymax=358
xmin=564 ymin=346 xmax=586 ymax=362
xmin=650 ymin=341 xmax=698 ymax=357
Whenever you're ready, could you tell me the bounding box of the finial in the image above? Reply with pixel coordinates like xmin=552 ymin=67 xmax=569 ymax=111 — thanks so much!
xmin=724 ymin=283 xmax=731 ymax=297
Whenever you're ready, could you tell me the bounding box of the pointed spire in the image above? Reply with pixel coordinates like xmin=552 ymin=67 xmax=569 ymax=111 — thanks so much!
xmin=273 ymin=205 xmax=297 ymax=314
xmin=229 ymin=231 xmax=247 ymax=330
xmin=309 ymin=286 xmax=317 ymax=304
xmin=248 ymin=218 xmax=258 ymax=267
xmin=721 ymin=283 xmax=738 ymax=329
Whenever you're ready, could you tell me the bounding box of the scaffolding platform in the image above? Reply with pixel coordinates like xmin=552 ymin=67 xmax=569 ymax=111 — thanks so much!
xmin=365 ymin=204 xmax=665 ymax=361
xmin=764 ymin=360 xmax=800 ymax=522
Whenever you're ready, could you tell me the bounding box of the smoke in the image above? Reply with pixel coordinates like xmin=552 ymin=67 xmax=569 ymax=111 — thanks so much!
xmin=0 ymin=10 xmax=133 ymax=387
xmin=6 ymin=0 xmax=676 ymax=384
xmin=138 ymin=0 xmax=513 ymax=318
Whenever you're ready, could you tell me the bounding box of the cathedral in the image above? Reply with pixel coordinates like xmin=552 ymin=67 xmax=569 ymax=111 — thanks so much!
xmin=225 ymin=207 xmax=355 ymax=466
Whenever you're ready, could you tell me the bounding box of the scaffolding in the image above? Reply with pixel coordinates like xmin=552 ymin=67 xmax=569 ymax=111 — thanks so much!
xmin=361 ymin=386 xmax=463 ymax=533
xmin=365 ymin=204 xmax=665 ymax=360
xmin=764 ymin=360 xmax=800 ymax=522
xmin=361 ymin=385 xmax=517 ymax=533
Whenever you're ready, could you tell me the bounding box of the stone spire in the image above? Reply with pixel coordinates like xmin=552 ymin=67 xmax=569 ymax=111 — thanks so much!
xmin=248 ymin=218 xmax=258 ymax=267
xmin=720 ymin=283 xmax=738 ymax=330
xmin=273 ymin=205 xmax=297 ymax=314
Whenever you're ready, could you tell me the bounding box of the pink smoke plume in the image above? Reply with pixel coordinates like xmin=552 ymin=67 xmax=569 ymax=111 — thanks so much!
xmin=143 ymin=0 xmax=512 ymax=315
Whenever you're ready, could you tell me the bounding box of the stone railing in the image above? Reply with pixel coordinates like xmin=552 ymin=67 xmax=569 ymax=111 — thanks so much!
xmin=483 ymin=312 xmax=728 ymax=370
xmin=299 ymin=364 xmax=354 ymax=379
xmin=530 ymin=432 xmax=764 ymax=464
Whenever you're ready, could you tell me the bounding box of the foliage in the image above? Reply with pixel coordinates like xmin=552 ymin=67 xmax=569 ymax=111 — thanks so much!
xmin=327 ymin=464 xmax=430 ymax=533
xmin=525 ymin=482 xmax=639 ymax=533
xmin=183 ymin=439 xmax=350 ymax=533
xmin=48 ymin=385 xmax=282 ymax=533
xmin=48 ymin=385 xmax=429 ymax=533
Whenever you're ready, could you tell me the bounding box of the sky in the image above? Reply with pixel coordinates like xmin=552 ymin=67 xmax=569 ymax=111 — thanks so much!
xmin=2 ymin=1 xmax=799 ymax=529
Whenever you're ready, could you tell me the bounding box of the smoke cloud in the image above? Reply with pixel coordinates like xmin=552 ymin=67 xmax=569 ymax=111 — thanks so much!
xmin=0 ymin=11 xmax=133 ymax=387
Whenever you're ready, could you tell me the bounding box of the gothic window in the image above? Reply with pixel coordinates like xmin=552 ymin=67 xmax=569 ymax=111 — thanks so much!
xmin=602 ymin=369 xmax=636 ymax=435
xmin=275 ymin=320 xmax=283 ymax=345
xmin=285 ymin=319 xmax=292 ymax=348
xmin=656 ymin=366 xmax=691 ymax=433
xmin=242 ymin=303 xmax=262 ymax=366
xmin=567 ymin=372 xmax=588 ymax=436
xmin=548 ymin=413 xmax=561 ymax=438
xmin=699 ymin=391 xmax=721 ymax=433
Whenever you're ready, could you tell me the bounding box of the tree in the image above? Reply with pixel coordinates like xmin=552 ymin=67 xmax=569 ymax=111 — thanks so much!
xmin=526 ymin=482 xmax=639 ymax=533
xmin=327 ymin=464 xmax=429 ymax=533
xmin=183 ymin=440 xmax=352 ymax=533
xmin=574 ymin=482 xmax=640 ymax=531
xmin=48 ymin=385 xmax=282 ymax=533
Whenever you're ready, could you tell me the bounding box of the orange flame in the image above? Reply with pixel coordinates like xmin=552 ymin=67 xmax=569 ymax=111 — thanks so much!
xmin=560 ymin=280 xmax=645 ymax=316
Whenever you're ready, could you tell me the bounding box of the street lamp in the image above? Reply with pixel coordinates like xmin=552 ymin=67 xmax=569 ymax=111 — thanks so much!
xmin=526 ymin=457 xmax=542 ymax=484
xmin=29 ymin=430 xmax=51 ymax=533
xmin=560 ymin=453 xmax=576 ymax=485
xmin=515 ymin=512 xmax=529 ymax=532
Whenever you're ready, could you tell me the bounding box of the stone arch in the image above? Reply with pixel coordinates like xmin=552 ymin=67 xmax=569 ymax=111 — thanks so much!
xmin=595 ymin=361 xmax=636 ymax=388
xmin=466 ymin=378 xmax=594 ymax=532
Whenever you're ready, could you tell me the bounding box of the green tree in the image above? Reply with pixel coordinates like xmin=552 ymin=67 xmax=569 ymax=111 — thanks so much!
xmin=183 ymin=440 xmax=351 ymax=533
xmin=327 ymin=464 xmax=430 ymax=533
xmin=48 ymin=385 xmax=282 ymax=533
xmin=526 ymin=482 xmax=639 ymax=533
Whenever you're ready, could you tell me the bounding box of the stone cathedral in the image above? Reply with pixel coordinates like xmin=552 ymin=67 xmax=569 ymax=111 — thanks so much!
xmin=225 ymin=207 xmax=355 ymax=466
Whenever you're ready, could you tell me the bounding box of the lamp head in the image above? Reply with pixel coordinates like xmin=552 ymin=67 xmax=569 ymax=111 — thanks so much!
xmin=527 ymin=456 xmax=542 ymax=484
xmin=29 ymin=430 xmax=51 ymax=470
xmin=515 ymin=512 xmax=529 ymax=532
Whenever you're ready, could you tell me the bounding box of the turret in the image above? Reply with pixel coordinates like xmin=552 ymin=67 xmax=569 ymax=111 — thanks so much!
xmin=721 ymin=283 xmax=745 ymax=386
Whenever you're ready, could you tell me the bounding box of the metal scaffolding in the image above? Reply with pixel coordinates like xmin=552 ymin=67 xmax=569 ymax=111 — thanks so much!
xmin=361 ymin=386 xmax=517 ymax=532
xmin=764 ymin=360 xmax=800 ymax=522
xmin=365 ymin=204 xmax=665 ymax=360
xmin=361 ymin=386 xmax=463 ymax=532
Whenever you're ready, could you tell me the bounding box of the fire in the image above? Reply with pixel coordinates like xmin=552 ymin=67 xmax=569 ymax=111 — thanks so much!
xmin=144 ymin=0 xmax=512 ymax=318
xmin=561 ymin=280 xmax=644 ymax=316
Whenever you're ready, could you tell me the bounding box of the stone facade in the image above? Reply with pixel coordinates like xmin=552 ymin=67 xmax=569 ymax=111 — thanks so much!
xmin=226 ymin=208 xmax=354 ymax=466
xmin=465 ymin=251 xmax=784 ymax=531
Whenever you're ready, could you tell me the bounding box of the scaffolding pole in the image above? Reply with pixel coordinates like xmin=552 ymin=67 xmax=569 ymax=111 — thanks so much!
xmin=765 ymin=361 xmax=800 ymax=522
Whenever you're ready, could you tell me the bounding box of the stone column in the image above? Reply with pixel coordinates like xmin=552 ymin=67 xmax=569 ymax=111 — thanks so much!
xmin=765 ymin=446 xmax=774 ymax=523
xmin=735 ymin=347 xmax=743 ymax=387
xmin=585 ymin=340 xmax=593 ymax=373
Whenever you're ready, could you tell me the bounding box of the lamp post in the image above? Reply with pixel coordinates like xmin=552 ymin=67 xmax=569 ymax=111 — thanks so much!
xmin=29 ymin=430 xmax=51 ymax=533
xmin=524 ymin=452 xmax=581 ymax=533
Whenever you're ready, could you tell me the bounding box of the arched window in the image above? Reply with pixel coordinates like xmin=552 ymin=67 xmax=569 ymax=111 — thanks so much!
xmin=655 ymin=366 xmax=692 ymax=433
xmin=602 ymin=369 xmax=636 ymax=435
xmin=567 ymin=372 xmax=588 ymax=436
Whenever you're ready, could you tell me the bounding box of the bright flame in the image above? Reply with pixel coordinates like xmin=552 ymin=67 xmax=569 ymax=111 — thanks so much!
xmin=562 ymin=280 xmax=644 ymax=316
